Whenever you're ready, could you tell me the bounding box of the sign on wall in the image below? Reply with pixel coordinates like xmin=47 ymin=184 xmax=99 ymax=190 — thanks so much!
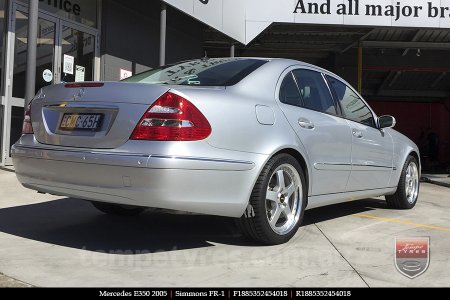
xmin=75 ymin=65 xmax=86 ymax=82
xmin=163 ymin=0 xmax=450 ymax=44
xmin=63 ymin=54 xmax=75 ymax=75
xmin=18 ymin=0 xmax=97 ymax=27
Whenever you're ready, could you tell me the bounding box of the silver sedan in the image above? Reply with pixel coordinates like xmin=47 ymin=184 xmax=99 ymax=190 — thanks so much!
xmin=12 ymin=58 xmax=420 ymax=244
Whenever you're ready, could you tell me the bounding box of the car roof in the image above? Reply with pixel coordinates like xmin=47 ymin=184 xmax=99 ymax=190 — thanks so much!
xmin=232 ymin=57 xmax=337 ymax=76
xmin=229 ymin=57 xmax=357 ymax=97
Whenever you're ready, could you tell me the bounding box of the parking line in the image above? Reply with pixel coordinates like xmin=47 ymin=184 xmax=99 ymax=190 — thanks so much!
xmin=353 ymin=214 xmax=450 ymax=233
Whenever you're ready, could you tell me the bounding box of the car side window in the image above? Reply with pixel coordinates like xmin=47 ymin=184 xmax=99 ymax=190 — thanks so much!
xmin=326 ymin=76 xmax=375 ymax=127
xmin=279 ymin=72 xmax=302 ymax=107
xmin=292 ymin=69 xmax=337 ymax=116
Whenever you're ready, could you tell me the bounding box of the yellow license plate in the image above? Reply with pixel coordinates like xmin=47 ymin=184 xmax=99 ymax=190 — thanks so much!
xmin=60 ymin=113 xmax=103 ymax=131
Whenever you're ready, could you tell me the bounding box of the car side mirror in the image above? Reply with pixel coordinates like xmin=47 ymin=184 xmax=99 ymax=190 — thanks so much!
xmin=378 ymin=115 xmax=396 ymax=129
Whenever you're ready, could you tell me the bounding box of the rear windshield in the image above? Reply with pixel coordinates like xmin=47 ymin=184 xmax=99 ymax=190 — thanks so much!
xmin=122 ymin=58 xmax=268 ymax=86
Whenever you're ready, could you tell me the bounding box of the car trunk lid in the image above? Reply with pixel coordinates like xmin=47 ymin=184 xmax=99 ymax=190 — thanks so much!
xmin=31 ymin=82 xmax=170 ymax=149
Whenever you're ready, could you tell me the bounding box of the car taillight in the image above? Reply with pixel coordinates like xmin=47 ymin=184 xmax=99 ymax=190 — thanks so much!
xmin=130 ymin=92 xmax=212 ymax=141
xmin=22 ymin=102 xmax=34 ymax=135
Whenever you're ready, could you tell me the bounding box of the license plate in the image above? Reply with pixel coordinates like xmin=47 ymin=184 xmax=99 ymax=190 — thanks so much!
xmin=60 ymin=113 xmax=103 ymax=131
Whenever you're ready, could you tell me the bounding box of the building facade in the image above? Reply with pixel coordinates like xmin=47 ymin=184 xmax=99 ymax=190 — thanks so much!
xmin=1 ymin=0 xmax=449 ymax=169
xmin=0 ymin=0 xmax=205 ymax=165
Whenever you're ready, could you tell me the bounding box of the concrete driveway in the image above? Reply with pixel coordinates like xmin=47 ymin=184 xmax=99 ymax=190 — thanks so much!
xmin=0 ymin=168 xmax=449 ymax=287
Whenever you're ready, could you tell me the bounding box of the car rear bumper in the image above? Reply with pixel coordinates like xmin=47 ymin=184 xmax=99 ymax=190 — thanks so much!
xmin=12 ymin=144 xmax=265 ymax=218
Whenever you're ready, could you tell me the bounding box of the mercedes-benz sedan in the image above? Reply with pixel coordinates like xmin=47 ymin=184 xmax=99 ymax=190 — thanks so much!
xmin=12 ymin=58 xmax=420 ymax=244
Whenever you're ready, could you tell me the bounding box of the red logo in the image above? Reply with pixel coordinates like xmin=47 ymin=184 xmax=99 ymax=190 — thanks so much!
xmin=395 ymin=238 xmax=430 ymax=279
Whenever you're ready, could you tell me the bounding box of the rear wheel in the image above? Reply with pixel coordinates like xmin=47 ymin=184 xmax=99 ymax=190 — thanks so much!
xmin=90 ymin=201 xmax=146 ymax=216
xmin=386 ymin=156 xmax=420 ymax=209
xmin=237 ymin=154 xmax=307 ymax=245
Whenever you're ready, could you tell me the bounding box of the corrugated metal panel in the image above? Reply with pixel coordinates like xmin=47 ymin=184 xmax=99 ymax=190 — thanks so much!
xmin=389 ymin=72 xmax=438 ymax=90
xmin=368 ymin=28 xmax=416 ymax=41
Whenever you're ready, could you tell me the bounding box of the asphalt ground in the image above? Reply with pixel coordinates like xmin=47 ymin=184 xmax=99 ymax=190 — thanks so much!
xmin=0 ymin=169 xmax=449 ymax=287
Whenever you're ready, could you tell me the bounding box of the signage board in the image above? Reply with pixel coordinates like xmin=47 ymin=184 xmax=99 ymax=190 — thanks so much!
xmin=164 ymin=0 xmax=450 ymax=44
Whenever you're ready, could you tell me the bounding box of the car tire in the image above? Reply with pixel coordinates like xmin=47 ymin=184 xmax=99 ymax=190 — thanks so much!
xmin=385 ymin=155 xmax=420 ymax=209
xmin=90 ymin=201 xmax=146 ymax=216
xmin=236 ymin=154 xmax=307 ymax=245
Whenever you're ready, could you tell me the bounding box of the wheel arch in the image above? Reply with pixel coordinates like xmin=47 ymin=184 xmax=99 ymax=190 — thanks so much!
xmin=271 ymin=148 xmax=310 ymax=201
xmin=408 ymin=151 xmax=421 ymax=174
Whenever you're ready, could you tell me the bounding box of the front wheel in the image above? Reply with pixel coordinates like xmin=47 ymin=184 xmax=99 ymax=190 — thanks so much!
xmin=90 ymin=201 xmax=146 ymax=216
xmin=386 ymin=156 xmax=420 ymax=209
xmin=236 ymin=154 xmax=307 ymax=245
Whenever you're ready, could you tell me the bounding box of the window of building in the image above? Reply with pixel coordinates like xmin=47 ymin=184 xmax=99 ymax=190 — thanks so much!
xmin=60 ymin=26 xmax=95 ymax=83
xmin=12 ymin=12 xmax=57 ymax=98
xmin=292 ymin=69 xmax=337 ymax=116
xmin=326 ymin=76 xmax=375 ymax=127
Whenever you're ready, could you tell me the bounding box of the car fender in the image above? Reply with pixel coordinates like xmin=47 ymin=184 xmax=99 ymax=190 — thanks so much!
xmin=387 ymin=128 xmax=421 ymax=188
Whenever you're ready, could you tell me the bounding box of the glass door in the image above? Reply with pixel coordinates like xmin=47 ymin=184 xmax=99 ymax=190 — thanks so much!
xmin=12 ymin=10 xmax=57 ymax=98
xmin=1 ymin=2 xmax=98 ymax=166
xmin=59 ymin=23 xmax=95 ymax=83
xmin=2 ymin=4 xmax=58 ymax=165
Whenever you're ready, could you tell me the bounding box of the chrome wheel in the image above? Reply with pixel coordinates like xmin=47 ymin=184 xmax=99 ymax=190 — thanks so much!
xmin=385 ymin=155 xmax=420 ymax=210
xmin=405 ymin=161 xmax=419 ymax=204
xmin=265 ymin=164 xmax=303 ymax=235
xmin=237 ymin=154 xmax=306 ymax=244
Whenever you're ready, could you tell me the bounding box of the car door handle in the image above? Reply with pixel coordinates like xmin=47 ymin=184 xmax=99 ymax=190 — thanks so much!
xmin=352 ymin=129 xmax=363 ymax=138
xmin=298 ymin=118 xmax=315 ymax=129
